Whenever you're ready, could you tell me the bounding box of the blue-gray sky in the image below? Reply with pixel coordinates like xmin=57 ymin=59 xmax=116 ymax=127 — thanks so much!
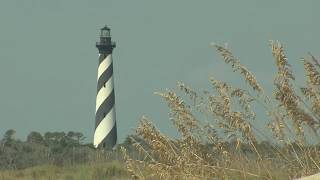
xmin=0 ymin=0 xmax=319 ymax=142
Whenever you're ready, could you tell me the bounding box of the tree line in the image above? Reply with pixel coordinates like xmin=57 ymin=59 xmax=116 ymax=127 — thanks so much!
xmin=0 ymin=129 xmax=149 ymax=170
xmin=1 ymin=128 xmax=317 ymax=171
xmin=0 ymin=129 xmax=98 ymax=170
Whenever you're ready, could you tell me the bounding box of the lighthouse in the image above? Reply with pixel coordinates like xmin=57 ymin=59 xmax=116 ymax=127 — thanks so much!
xmin=94 ymin=25 xmax=117 ymax=149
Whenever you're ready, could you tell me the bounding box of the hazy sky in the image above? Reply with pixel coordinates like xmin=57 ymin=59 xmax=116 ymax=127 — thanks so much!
xmin=0 ymin=0 xmax=319 ymax=143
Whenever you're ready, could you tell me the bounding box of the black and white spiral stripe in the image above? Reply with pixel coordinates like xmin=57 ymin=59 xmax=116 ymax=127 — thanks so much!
xmin=94 ymin=53 xmax=117 ymax=149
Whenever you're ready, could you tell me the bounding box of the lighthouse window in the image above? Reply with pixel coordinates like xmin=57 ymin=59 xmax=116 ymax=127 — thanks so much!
xmin=104 ymin=82 xmax=107 ymax=87
xmin=101 ymin=30 xmax=110 ymax=37
xmin=103 ymin=113 xmax=106 ymax=117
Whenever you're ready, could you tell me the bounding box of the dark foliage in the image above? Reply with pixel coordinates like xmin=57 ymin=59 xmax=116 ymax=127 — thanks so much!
xmin=0 ymin=130 xmax=95 ymax=170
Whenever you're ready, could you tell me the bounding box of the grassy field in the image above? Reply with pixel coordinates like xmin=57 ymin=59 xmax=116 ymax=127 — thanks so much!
xmin=0 ymin=161 xmax=129 ymax=180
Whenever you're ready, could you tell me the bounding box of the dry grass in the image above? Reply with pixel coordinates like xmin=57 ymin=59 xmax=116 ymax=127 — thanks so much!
xmin=122 ymin=40 xmax=320 ymax=179
xmin=0 ymin=161 xmax=129 ymax=180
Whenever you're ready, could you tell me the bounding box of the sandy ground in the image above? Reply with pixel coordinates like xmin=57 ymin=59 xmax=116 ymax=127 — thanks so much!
xmin=298 ymin=173 xmax=320 ymax=180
